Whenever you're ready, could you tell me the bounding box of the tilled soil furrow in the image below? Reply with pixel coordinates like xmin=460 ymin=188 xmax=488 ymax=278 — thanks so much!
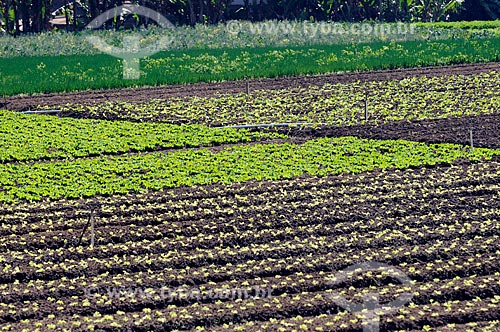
xmin=4 ymin=273 xmax=500 ymax=331
xmin=1 ymin=158 xmax=498 ymax=216
xmin=0 ymin=220 xmax=498 ymax=285
xmin=0 ymin=160 xmax=498 ymax=233
xmin=288 ymin=113 xmax=500 ymax=148
xmin=0 ymin=192 xmax=497 ymax=256
xmin=2 ymin=234 xmax=496 ymax=306
xmin=0 ymin=257 xmax=498 ymax=324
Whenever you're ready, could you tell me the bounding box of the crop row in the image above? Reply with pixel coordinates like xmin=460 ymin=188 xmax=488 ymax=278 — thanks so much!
xmin=194 ymin=294 xmax=500 ymax=332
xmin=1 ymin=194 xmax=498 ymax=265
xmin=0 ymin=183 xmax=497 ymax=255
xmin=1 ymin=249 xmax=499 ymax=320
xmin=0 ymin=111 xmax=283 ymax=163
xmin=1 ymin=158 xmax=498 ymax=217
xmin=0 ymin=230 xmax=499 ymax=326
xmin=0 ymin=192 xmax=497 ymax=329
xmin=3 ymin=272 xmax=500 ymax=331
xmin=289 ymin=112 xmax=500 ymax=150
xmin=1 ymin=230 xmax=497 ymax=304
xmin=0 ymin=183 xmax=497 ymax=241
xmin=0 ymin=157 xmax=497 ymax=235
xmin=1 ymin=207 xmax=498 ymax=284
xmin=0 ymin=184 xmax=497 ymax=299
xmin=0 ymin=158 xmax=497 ymax=239
xmin=2 ymin=22 xmax=491 ymax=58
xmin=1 ymin=137 xmax=498 ymax=203
xmin=45 ymin=71 xmax=500 ymax=126
xmin=0 ymin=153 xmax=497 ymax=330
xmin=407 ymin=321 xmax=500 ymax=332
xmin=0 ymin=159 xmax=495 ymax=287
xmin=1 ymin=231 xmax=498 ymax=308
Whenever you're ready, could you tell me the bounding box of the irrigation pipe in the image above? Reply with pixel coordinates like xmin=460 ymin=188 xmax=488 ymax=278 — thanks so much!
xmin=16 ymin=110 xmax=326 ymax=129
xmin=20 ymin=109 xmax=62 ymax=114
xmin=216 ymin=122 xmax=327 ymax=129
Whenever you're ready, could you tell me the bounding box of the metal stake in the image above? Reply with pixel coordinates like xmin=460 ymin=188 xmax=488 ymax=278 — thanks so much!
xmin=364 ymin=91 xmax=369 ymax=121
xmin=90 ymin=212 xmax=95 ymax=248
xmin=76 ymin=202 xmax=99 ymax=249
xmin=470 ymin=128 xmax=474 ymax=151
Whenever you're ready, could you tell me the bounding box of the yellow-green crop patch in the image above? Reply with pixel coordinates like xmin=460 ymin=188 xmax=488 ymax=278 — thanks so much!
xmin=0 ymin=111 xmax=284 ymax=163
xmin=0 ymin=136 xmax=498 ymax=203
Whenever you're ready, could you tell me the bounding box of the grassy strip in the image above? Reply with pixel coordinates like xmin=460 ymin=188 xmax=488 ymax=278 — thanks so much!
xmin=0 ymin=136 xmax=498 ymax=203
xmin=1 ymin=37 xmax=499 ymax=96
xmin=0 ymin=21 xmax=488 ymax=59
xmin=417 ymin=20 xmax=500 ymax=30
xmin=0 ymin=111 xmax=283 ymax=163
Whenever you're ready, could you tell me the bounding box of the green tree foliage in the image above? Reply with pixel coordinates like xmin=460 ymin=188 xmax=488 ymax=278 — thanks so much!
xmin=0 ymin=0 xmax=475 ymax=35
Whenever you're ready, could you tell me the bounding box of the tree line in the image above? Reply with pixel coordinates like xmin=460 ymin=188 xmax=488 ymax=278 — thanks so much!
xmin=0 ymin=0 xmax=499 ymax=34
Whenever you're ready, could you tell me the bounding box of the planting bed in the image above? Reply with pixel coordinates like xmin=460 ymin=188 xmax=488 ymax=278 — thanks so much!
xmin=0 ymin=62 xmax=499 ymax=331
xmin=4 ymin=62 xmax=500 ymax=112
xmin=0 ymin=160 xmax=499 ymax=331
xmin=287 ymin=113 xmax=500 ymax=148
xmin=27 ymin=66 xmax=500 ymax=128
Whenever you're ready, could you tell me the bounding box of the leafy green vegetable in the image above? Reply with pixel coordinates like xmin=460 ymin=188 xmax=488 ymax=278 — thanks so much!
xmin=48 ymin=71 xmax=500 ymax=126
xmin=0 ymin=111 xmax=284 ymax=162
xmin=0 ymin=136 xmax=497 ymax=203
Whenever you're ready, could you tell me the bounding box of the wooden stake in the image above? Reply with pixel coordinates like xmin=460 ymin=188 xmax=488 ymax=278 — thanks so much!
xmin=246 ymin=80 xmax=250 ymax=96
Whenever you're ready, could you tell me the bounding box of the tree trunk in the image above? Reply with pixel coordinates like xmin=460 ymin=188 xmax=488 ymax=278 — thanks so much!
xmin=13 ymin=1 xmax=20 ymax=35
xmin=20 ymin=0 xmax=30 ymax=32
xmin=64 ymin=0 xmax=70 ymax=31
xmin=4 ymin=0 xmax=10 ymax=34
xmin=89 ymin=0 xmax=99 ymax=20
xmin=243 ymin=0 xmax=250 ymax=19
xmin=43 ymin=0 xmax=52 ymax=31
xmin=215 ymin=0 xmax=222 ymax=22
xmin=32 ymin=0 xmax=43 ymax=32
xmin=73 ymin=0 xmax=77 ymax=31
xmin=379 ymin=0 xmax=383 ymax=21
xmin=199 ymin=0 xmax=204 ymax=23
xmin=187 ymin=0 xmax=196 ymax=26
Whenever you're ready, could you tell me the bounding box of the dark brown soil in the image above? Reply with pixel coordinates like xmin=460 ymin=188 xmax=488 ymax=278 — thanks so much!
xmin=3 ymin=62 xmax=500 ymax=112
xmin=0 ymin=160 xmax=499 ymax=331
xmin=1 ymin=62 xmax=500 ymax=331
xmin=285 ymin=113 xmax=500 ymax=148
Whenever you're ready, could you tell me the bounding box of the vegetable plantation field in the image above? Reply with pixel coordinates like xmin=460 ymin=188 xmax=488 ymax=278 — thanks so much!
xmin=0 ymin=63 xmax=499 ymax=332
